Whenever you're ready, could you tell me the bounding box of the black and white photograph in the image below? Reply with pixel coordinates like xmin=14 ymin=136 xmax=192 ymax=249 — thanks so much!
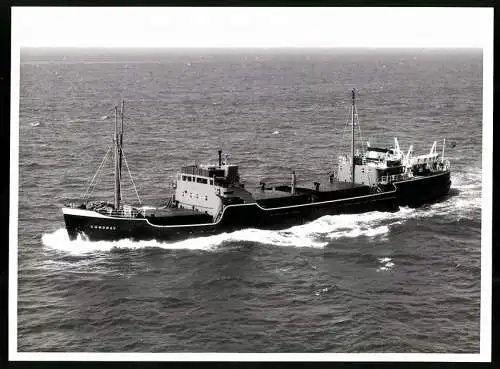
xmin=9 ymin=7 xmax=493 ymax=361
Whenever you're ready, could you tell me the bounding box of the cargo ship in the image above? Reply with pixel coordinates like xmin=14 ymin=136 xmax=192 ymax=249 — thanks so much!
xmin=62 ymin=90 xmax=451 ymax=242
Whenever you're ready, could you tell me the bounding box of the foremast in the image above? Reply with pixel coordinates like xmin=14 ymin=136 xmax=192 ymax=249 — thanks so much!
xmin=114 ymin=101 xmax=124 ymax=211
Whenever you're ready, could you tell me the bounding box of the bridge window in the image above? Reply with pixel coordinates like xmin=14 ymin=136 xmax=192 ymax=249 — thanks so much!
xmin=197 ymin=177 xmax=208 ymax=184
xmin=187 ymin=176 xmax=192 ymax=182
xmin=182 ymin=176 xmax=187 ymax=181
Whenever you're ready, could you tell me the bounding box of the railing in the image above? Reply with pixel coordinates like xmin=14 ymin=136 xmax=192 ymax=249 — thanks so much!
xmin=181 ymin=166 xmax=211 ymax=177
xmin=379 ymin=173 xmax=410 ymax=184
xmin=181 ymin=166 xmax=225 ymax=178
xmin=65 ymin=201 xmax=140 ymax=217
xmin=380 ymin=159 xmax=451 ymax=184
xmin=94 ymin=207 xmax=141 ymax=218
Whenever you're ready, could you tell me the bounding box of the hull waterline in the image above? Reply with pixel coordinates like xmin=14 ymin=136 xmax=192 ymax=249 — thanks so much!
xmin=63 ymin=171 xmax=451 ymax=242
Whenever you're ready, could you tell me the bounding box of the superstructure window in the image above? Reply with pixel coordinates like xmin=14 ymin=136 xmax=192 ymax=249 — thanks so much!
xmin=197 ymin=177 xmax=208 ymax=184
xmin=187 ymin=176 xmax=192 ymax=182
xmin=182 ymin=176 xmax=187 ymax=181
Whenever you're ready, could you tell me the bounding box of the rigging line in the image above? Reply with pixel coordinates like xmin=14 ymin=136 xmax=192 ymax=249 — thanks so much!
xmin=120 ymin=148 xmax=142 ymax=205
xmin=96 ymin=107 xmax=118 ymax=120
xmin=81 ymin=144 xmax=113 ymax=200
xmin=87 ymin=149 xmax=115 ymax=199
xmin=87 ymin=163 xmax=108 ymax=199
xmin=354 ymin=104 xmax=365 ymax=153
xmin=339 ymin=105 xmax=351 ymax=156
xmin=120 ymin=113 xmax=134 ymax=120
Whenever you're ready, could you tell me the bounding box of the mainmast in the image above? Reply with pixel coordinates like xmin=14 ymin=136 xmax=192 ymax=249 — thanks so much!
xmin=351 ymin=89 xmax=356 ymax=184
xmin=114 ymin=105 xmax=122 ymax=211
xmin=119 ymin=100 xmax=124 ymax=180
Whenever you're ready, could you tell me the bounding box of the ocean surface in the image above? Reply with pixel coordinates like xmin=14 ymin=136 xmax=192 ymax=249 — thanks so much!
xmin=17 ymin=48 xmax=483 ymax=353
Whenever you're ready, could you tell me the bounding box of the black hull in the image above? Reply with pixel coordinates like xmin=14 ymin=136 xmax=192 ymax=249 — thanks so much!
xmin=63 ymin=171 xmax=451 ymax=242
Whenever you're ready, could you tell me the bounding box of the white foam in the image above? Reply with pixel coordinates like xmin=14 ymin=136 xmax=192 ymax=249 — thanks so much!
xmin=313 ymin=287 xmax=330 ymax=296
xmin=377 ymin=259 xmax=395 ymax=272
xmin=451 ymin=171 xmax=482 ymax=189
xmin=42 ymin=228 xmax=231 ymax=254
xmin=329 ymin=225 xmax=390 ymax=240
xmin=453 ymin=183 xmax=481 ymax=191
xmin=41 ymin=225 xmax=328 ymax=255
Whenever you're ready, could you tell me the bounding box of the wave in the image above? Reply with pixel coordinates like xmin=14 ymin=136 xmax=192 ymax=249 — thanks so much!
xmin=451 ymin=171 xmax=482 ymax=190
xmin=40 ymin=207 xmax=436 ymax=255
xmin=377 ymin=257 xmax=395 ymax=272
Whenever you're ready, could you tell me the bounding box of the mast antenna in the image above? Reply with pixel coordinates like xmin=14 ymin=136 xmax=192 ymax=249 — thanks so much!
xmin=442 ymin=138 xmax=445 ymax=162
xmin=114 ymin=105 xmax=121 ymax=211
xmin=351 ymin=89 xmax=356 ymax=184
xmin=120 ymin=100 xmax=124 ymax=177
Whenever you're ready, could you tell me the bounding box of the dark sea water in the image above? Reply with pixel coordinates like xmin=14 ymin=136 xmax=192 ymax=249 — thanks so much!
xmin=17 ymin=48 xmax=482 ymax=353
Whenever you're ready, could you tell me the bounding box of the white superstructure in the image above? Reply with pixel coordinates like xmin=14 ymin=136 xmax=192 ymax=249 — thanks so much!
xmin=335 ymin=90 xmax=450 ymax=187
xmin=173 ymin=150 xmax=244 ymax=217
